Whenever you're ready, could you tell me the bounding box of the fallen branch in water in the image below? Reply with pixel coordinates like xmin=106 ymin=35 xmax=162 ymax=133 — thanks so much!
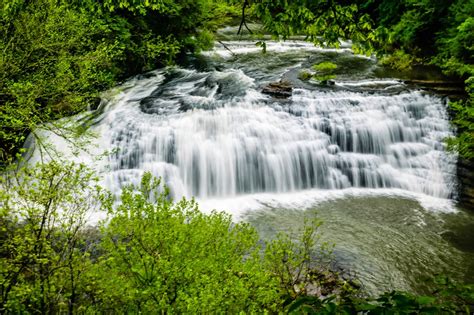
xmin=217 ymin=40 xmax=236 ymax=56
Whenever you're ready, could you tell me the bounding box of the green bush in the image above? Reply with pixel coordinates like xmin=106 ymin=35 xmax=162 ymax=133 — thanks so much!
xmin=379 ymin=49 xmax=422 ymax=70
xmin=0 ymin=161 xmax=103 ymax=313
xmin=94 ymin=173 xmax=282 ymax=312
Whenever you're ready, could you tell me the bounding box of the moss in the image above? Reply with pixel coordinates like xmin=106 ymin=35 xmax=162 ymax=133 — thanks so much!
xmin=298 ymin=70 xmax=313 ymax=81
xmin=312 ymin=62 xmax=337 ymax=84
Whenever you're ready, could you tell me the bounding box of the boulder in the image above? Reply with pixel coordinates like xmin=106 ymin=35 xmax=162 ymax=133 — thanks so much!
xmin=262 ymin=80 xmax=293 ymax=98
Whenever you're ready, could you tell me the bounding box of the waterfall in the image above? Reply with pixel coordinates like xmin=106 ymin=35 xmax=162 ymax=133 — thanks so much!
xmin=92 ymin=63 xmax=456 ymax=201
xmin=20 ymin=40 xmax=466 ymax=294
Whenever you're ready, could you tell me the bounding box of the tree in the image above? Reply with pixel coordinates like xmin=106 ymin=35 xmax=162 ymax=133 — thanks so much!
xmin=0 ymin=161 xmax=103 ymax=313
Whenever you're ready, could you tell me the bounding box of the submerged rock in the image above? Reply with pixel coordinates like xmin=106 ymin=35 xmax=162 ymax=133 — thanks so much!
xmin=262 ymin=80 xmax=293 ymax=98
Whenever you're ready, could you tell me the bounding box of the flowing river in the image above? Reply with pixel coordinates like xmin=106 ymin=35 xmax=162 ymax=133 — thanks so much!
xmin=29 ymin=35 xmax=474 ymax=295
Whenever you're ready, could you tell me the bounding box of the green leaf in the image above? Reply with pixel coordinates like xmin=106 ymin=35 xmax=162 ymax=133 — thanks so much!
xmin=417 ymin=296 xmax=436 ymax=305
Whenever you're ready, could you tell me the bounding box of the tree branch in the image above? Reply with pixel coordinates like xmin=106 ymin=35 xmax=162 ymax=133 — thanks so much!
xmin=237 ymin=0 xmax=253 ymax=35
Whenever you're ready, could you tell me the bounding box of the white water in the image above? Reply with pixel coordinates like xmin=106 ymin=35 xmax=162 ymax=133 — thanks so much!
xmin=204 ymin=40 xmax=358 ymax=59
xmin=29 ymin=41 xmax=457 ymax=217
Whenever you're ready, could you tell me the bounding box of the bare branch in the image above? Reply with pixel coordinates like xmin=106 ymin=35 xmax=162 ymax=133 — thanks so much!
xmin=237 ymin=0 xmax=253 ymax=35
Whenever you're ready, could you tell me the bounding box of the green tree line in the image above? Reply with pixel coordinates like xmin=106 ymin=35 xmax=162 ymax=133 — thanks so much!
xmin=1 ymin=162 xmax=473 ymax=313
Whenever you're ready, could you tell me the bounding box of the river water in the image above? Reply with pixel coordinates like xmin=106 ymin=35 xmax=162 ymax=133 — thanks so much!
xmin=30 ymin=36 xmax=474 ymax=295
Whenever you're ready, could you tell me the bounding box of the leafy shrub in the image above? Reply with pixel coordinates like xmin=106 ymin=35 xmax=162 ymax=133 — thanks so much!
xmin=379 ymin=49 xmax=422 ymax=70
xmin=0 ymin=161 xmax=103 ymax=313
xmin=94 ymin=173 xmax=282 ymax=313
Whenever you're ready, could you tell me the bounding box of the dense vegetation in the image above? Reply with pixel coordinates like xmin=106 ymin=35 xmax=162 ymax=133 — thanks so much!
xmin=1 ymin=162 xmax=473 ymax=313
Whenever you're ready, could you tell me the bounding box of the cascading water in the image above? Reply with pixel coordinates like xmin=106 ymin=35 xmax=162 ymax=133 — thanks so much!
xmin=95 ymin=63 xmax=455 ymax=202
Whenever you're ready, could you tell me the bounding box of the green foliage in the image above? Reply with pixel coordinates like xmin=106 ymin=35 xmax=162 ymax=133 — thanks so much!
xmin=298 ymin=62 xmax=338 ymax=84
xmin=360 ymin=0 xmax=451 ymax=56
xmin=0 ymin=165 xmax=342 ymax=312
xmin=250 ymin=0 xmax=375 ymax=51
xmin=312 ymin=62 xmax=338 ymax=73
xmin=447 ymin=77 xmax=474 ymax=160
xmin=379 ymin=49 xmax=422 ymax=70
xmin=0 ymin=161 xmax=103 ymax=313
xmin=431 ymin=0 xmax=474 ymax=78
xmin=1 ymin=0 xmax=116 ymax=164
xmin=357 ymin=0 xmax=473 ymax=77
xmin=287 ymin=276 xmax=474 ymax=314
xmin=93 ymin=174 xmax=282 ymax=312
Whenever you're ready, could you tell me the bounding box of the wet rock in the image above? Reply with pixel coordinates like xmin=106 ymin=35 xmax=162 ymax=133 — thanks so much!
xmin=403 ymin=79 xmax=466 ymax=97
xmin=262 ymin=80 xmax=293 ymax=98
xmin=403 ymin=79 xmax=461 ymax=86
xmin=457 ymin=158 xmax=474 ymax=211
